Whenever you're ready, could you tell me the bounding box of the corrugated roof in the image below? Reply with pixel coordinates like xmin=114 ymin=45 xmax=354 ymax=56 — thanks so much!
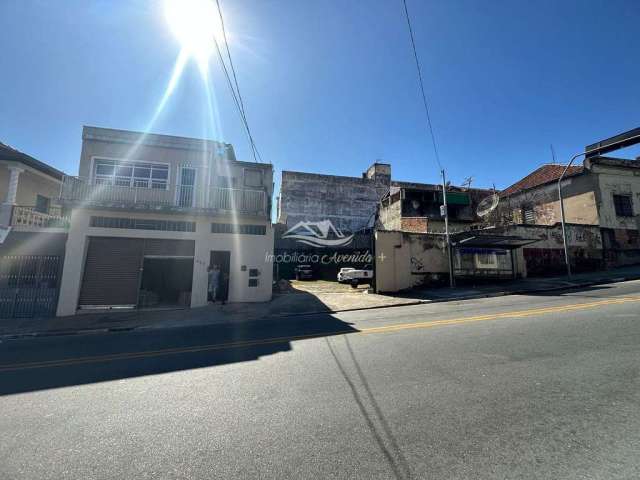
xmin=500 ymin=164 xmax=583 ymax=198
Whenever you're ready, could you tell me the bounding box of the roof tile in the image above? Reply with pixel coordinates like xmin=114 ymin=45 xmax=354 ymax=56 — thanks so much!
xmin=500 ymin=164 xmax=583 ymax=197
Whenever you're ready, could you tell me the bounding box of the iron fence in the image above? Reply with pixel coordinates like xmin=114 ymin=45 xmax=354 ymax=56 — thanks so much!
xmin=0 ymin=255 xmax=60 ymax=318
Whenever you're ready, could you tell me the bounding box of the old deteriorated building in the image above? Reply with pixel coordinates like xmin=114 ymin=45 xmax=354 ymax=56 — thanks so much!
xmin=277 ymin=162 xmax=494 ymax=234
xmin=378 ymin=182 xmax=494 ymax=233
xmin=497 ymin=128 xmax=640 ymax=271
xmin=274 ymin=162 xmax=495 ymax=280
xmin=277 ymin=163 xmax=392 ymax=233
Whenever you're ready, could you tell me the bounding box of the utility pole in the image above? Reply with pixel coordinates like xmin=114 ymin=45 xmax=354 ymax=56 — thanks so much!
xmin=558 ymin=128 xmax=640 ymax=278
xmin=442 ymin=169 xmax=454 ymax=287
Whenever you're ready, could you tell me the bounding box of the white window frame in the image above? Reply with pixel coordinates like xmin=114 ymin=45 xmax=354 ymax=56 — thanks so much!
xmin=89 ymin=156 xmax=171 ymax=191
xmin=174 ymin=166 xmax=198 ymax=207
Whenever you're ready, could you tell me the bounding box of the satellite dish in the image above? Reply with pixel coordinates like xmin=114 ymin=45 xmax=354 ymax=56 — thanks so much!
xmin=476 ymin=194 xmax=499 ymax=217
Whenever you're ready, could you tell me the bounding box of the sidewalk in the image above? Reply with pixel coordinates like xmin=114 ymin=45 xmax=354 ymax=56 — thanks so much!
xmin=2 ymin=265 xmax=640 ymax=339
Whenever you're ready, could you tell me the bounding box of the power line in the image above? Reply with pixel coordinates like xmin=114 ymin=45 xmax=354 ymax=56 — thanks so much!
xmin=401 ymin=0 xmax=442 ymax=171
xmin=213 ymin=0 xmax=263 ymax=163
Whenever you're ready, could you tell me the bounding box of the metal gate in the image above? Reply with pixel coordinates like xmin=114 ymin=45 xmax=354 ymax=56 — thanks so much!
xmin=0 ymin=255 xmax=61 ymax=318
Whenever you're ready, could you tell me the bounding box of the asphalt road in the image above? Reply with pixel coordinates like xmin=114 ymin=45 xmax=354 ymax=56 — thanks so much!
xmin=1 ymin=281 xmax=640 ymax=479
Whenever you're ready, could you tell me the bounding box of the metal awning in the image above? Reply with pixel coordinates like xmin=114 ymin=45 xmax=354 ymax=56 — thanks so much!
xmin=450 ymin=232 xmax=539 ymax=250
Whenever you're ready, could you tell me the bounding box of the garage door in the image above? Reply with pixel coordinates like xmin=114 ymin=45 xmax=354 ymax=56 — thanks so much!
xmin=78 ymin=237 xmax=145 ymax=308
xmin=78 ymin=237 xmax=195 ymax=309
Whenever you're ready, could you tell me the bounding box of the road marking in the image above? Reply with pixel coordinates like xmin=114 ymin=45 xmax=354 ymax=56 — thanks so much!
xmin=1 ymin=296 xmax=639 ymax=372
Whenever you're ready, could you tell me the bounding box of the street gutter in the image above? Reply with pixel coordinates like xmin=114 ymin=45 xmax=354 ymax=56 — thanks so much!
xmin=2 ymin=274 xmax=639 ymax=341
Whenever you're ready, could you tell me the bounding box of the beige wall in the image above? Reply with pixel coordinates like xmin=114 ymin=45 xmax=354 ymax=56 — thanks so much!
xmin=375 ymin=230 xmax=449 ymax=293
xmin=0 ymin=163 xmax=61 ymax=206
xmin=378 ymin=199 xmax=401 ymax=230
xmin=505 ymin=176 xmax=599 ymax=226
xmin=78 ymin=137 xmax=273 ymax=206
xmin=591 ymin=165 xmax=640 ymax=230
xmin=531 ymin=191 xmax=599 ymax=225
xmin=57 ymin=208 xmax=273 ymax=316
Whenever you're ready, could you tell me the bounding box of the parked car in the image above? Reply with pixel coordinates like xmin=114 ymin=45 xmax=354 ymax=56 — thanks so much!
xmin=337 ymin=265 xmax=373 ymax=287
xmin=294 ymin=264 xmax=314 ymax=280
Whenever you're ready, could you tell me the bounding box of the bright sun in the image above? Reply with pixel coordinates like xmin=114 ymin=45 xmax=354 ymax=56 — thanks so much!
xmin=164 ymin=0 xmax=222 ymax=71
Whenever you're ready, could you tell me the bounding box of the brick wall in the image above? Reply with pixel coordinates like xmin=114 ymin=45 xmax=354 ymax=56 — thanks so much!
xmin=400 ymin=217 xmax=428 ymax=233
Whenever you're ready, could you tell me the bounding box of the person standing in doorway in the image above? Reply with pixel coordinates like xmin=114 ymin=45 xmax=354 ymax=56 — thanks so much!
xmin=207 ymin=264 xmax=220 ymax=303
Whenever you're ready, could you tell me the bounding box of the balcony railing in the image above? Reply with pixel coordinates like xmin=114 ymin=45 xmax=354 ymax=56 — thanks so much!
xmin=60 ymin=176 xmax=267 ymax=215
xmin=11 ymin=205 xmax=70 ymax=229
xmin=207 ymin=187 xmax=266 ymax=214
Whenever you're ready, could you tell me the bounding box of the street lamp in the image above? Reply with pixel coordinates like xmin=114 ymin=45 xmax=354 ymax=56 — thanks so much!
xmin=558 ymin=130 xmax=640 ymax=277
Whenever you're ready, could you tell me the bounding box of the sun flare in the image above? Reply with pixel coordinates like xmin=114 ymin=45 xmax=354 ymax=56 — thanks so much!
xmin=164 ymin=0 xmax=223 ymax=72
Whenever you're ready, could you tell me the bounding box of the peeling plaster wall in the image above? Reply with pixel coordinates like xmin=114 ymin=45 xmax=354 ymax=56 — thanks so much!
xmin=494 ymin=223 xmax=604 ymax=276
xmin=592 ymin=165 xmax=640 ymax=230
xmin=375 ymin=230 xmax=448 ymax=292
xmin=278 ymin=166 xmax=390 ymax=233
xmin=505 ymin=174 xmax=599 ymax=226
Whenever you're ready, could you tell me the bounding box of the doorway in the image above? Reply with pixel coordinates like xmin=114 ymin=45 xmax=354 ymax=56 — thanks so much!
xmin=177 ymin=167 xmax=196 ymax=207
xmin=209 ymin=250 xmax=230 ymax=302
xmin=138 ymin=257 xmax=194 ymax=308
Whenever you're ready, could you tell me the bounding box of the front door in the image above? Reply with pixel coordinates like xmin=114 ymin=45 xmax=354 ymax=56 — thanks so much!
xmin=177 ymin=167 xmax=196 ymax=207
xmin=209 ymin=251 xmax=230 ymax=302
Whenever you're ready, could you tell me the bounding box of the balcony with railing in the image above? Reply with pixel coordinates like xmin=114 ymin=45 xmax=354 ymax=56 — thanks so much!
xmin=59 ymin=176 xmax=268 ymax=217
xmin=10 ymin=205 xmax=70 ymax=229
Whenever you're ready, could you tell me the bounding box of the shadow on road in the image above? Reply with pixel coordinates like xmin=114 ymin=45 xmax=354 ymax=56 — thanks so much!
xmin=326 ymin=336 xmax=414 ymax=480
xmin=0 ymin=312 xmax=359 ymax=396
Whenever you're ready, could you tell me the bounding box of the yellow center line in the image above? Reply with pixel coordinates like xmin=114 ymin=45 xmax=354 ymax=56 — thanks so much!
xmin=1 ymin=296 xmax=639 ymax=372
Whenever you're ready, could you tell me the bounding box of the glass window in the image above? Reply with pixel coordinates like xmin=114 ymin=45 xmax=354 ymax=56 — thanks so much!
xmin=93 ymin=159 xmax=168 ymax=190
xmin=133 ymin=167 xmax=151 ymax=179
xmin=95 ymin=163 xmax=115 ymax=176
xmin=115 ymin=166 xmax=133 ymax=177
xmin=152 ymin=169 xmax=168 ymax=180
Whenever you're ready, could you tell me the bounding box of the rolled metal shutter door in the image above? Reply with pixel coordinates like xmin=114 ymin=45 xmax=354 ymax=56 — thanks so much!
xmin=78 ymin=237 xmax=144 ymax=308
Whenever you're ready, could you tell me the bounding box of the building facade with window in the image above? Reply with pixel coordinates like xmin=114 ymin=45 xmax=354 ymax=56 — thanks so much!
xmin=0 ymin=142 xmax=69 ymax=318
xmin=56 ymin=126 xmax=273 ymax=316
xmin=499 ymin=154 xmax=640 ymax=268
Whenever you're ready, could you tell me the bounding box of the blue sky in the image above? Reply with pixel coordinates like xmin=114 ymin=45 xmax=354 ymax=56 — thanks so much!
xmin=1 ymin=0 xmax=639 ymax=192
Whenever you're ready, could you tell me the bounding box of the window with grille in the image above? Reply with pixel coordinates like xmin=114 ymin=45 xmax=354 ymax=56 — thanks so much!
xmin=613 ymin=194 xmax=633 ymax=217
xmin=93 ymin=159 xmax=169 ymax=190
xmin=523 ymin=207 xmax=535 ymax=224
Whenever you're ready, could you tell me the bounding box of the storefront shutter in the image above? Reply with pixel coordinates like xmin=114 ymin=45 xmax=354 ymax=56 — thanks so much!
xmin=78 ymin=237 xmax=144 ymax=307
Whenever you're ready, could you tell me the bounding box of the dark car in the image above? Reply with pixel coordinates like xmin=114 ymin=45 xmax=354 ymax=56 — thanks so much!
xmin=294 ymin=264 xmax=314 ymax=280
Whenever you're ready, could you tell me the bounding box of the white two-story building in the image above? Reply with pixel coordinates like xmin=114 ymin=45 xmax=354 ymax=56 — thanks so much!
xmin=56 ymin=126 xmax=274 ymax=316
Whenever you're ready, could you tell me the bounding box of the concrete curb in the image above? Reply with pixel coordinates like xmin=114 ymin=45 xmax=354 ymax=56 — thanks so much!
xmin=2 ymin=274 xmax=639 ymax=341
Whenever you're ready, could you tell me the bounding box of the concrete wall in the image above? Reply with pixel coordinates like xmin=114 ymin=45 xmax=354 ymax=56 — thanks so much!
xmin=375 ymin=230 xmax=449 ymax=293
xmin=278 ymin=166 xmax=390 ymax=233
xmin=0 ymin=231 xmax=67 ymax=257
xmin=0 ymin=163 xmax=61 ymax=206
xmin=57 ymin=208 xmax=273 ymax=316
xmin=504 ymin=174 xmax=599 ymax=226
xmin=591 ymin=163 xmax=640 ymax=230
xmin=494 ymin=223 xmax=603 ymax=276
xmin=78 ymin=128 xmax=273 ymax=214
